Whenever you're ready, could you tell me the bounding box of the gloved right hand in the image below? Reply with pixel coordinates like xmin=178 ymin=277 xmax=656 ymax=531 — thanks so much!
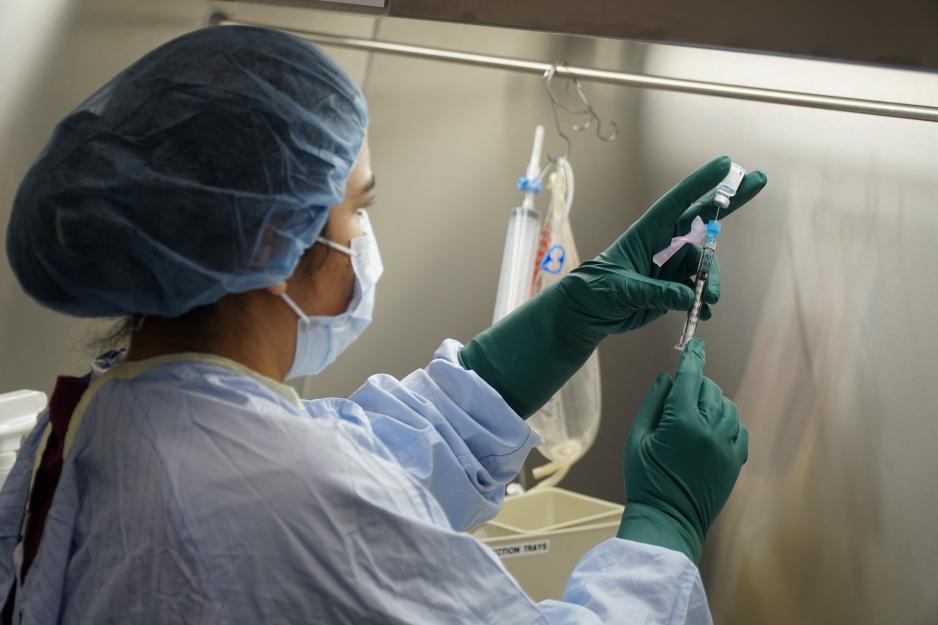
xmin=616 ymin=338 xmax=748 ymax=564
xmin=460 ymin=157 xmax=766 ymax=419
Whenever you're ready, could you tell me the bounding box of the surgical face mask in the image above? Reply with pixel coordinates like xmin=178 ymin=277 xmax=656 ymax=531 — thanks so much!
xmin=281 ymin=210 xmax=383 ymax=379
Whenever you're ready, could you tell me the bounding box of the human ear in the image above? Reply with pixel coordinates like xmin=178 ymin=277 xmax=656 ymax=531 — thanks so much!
xmin=267 ymin=281 xmax=288 ymax=296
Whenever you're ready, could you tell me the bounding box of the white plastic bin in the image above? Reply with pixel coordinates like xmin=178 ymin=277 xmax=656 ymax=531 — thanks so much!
xmin=0 ymin=390 xmax=47 ymax=487
xmin=474 ymin=487 xmax=623 ymax=600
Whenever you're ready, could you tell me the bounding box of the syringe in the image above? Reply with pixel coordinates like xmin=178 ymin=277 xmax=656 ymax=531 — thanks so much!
xmin=674 ymin=162 xmax=745 ymax=351
xmin=675 ymin=220 xmax=721 ymax=351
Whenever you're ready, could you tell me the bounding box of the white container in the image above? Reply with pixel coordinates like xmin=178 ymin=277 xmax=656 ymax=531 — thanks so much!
xmin=0 ymin=390 xmax=47 ymax=487
xmin=474 ymin=487 xmax=623 ymax=600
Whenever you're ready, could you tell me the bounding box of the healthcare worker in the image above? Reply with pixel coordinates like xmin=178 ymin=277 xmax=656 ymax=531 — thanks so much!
xmin=2 ymin=26 xmax=766 ymax=625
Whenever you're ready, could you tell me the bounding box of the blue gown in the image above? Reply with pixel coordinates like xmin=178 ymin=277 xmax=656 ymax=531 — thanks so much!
xmin=0 ymin=341 xmax=711 ymax=624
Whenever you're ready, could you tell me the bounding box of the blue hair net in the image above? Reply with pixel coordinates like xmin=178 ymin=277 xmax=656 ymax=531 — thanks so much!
xmin=6 ymin=25 xmax=368 ymax=317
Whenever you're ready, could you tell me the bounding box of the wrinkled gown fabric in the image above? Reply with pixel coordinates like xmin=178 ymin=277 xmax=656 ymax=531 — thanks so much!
xmin=0 ymin=341 xmax=711 ymax=624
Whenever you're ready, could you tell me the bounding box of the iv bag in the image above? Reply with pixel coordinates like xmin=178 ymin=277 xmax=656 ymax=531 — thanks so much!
xmin=526 ymin=159 xmax=602 ymax=467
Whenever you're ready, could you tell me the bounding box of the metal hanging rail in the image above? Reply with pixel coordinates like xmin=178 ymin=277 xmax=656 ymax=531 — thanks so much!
xmin=216 ymin=17 xmax=938 ymax=123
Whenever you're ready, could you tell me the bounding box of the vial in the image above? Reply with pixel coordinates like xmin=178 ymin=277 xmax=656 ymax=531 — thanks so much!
xmin=713 ymin=163 xmax=746 ymax=210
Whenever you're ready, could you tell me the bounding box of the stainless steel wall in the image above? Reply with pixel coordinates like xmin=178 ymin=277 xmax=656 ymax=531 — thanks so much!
xmin=1 ymin=3 xmax=936 ymax=623
xmin=638 ymin=47 xmax=938 ymax=624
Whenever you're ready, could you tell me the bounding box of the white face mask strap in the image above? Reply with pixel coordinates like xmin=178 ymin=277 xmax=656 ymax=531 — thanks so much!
xmin=316 ymin=237 xmax=357 ymax=257
xmin=281 ymin=292 xmax=311 ymax=324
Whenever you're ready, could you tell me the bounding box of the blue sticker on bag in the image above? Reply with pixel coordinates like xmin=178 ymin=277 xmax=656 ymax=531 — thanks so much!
xmin=540 ymin=244 xmax=566 ymax=274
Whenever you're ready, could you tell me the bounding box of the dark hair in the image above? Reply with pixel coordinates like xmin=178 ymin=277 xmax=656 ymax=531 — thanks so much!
xmin=87 ymin=230 xmax=333 ymax=353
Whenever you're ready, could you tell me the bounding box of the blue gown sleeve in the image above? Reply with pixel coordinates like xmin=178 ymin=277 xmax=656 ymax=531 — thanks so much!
xmin=339 ymin=343 xmax=714 ymax=623
xmin=541 ymin=539 xmax=713 ymax=624
xmin=229 ymin=427 xmax=715 ymax=625
xmin=347 ymin=339 xmax=542 ymax=531
xmin=165 ymin=399 xmax=713 ymax=625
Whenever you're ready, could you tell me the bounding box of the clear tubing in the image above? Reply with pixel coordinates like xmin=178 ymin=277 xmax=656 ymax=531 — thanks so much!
xmin=675 ymin=237 xmax=716 ymax=351
xmin=493 ymin=206 xmax=541 ymax=323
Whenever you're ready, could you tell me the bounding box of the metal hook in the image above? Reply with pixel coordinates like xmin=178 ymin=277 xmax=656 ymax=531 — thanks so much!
xmin=542 ymin=61 xmax=618 ymax=159
xmin=568 ymin=78 xmax=619 ymax=142
xmin=543 ymin=63 xmax=575 ymax=161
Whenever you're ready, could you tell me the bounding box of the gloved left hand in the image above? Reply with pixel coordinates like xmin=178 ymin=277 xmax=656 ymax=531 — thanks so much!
xmin=617 ymin=338 xmax=749 ymax=563
xmin=460 ymin=156 xmax=767 ymax=418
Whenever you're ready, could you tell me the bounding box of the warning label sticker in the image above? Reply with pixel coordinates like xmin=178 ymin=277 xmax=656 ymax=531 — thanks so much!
xmin=493 ymin=540 xmax=550 ymax=559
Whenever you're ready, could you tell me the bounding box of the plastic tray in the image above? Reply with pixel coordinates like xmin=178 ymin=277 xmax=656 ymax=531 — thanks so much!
xmin=474 ymin=487 xmax=623 ymax=600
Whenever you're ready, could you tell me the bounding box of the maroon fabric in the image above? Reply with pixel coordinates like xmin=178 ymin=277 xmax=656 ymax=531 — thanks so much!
xmin=20 ymin=376 xmax=88 ymax=580
xmin=2 ymin=375 xmax=88 ymax=624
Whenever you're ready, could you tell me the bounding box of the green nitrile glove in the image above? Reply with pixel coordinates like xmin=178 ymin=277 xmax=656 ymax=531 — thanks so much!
xmin=617 ymin=339 xmax=749 ymax=563
xmin=460 ymin=156 xmax=767 ymax=418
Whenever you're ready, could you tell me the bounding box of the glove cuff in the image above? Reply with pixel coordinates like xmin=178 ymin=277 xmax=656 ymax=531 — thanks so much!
xmin=460 ymin=279 xmax=605 ymax=418
xmin=616 ymin=502 xmax=704 ymax=564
